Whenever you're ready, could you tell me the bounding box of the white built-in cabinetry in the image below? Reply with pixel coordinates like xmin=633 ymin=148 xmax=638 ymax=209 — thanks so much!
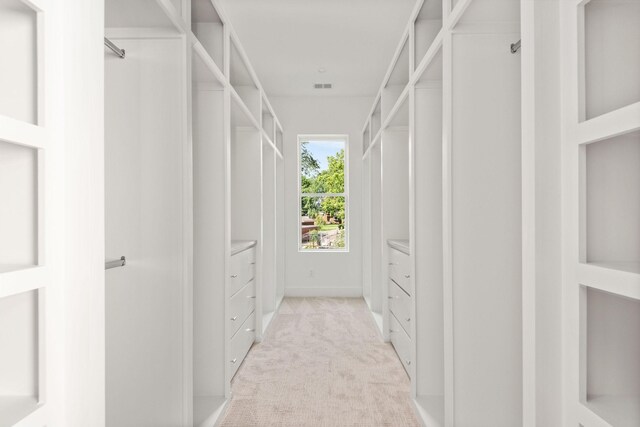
xmin=0 ymin=0 xmax=47 ymax=426
xmin=227 ymin=242 xmax=256 ymax=379
xmin=562 ymin=1 xmax=640 ymax=427
xmin=387 ymin=240 xmax=413 ymax=378
xmin=363 ymin=0 xmax=523 ymax=425
xmin=102 ymin=1 xmax=285 ymax=426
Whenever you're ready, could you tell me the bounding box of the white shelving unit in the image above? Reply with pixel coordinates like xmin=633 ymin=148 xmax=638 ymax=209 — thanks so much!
xmin=362 ymin=0 xmax=523 ymax=425
xmin=413 ymin=46 xmax=444 ymax=426
xmin=104 ymin=2 xmax=186 ymax=425
xmin=101 ymin=1 xmax=285 ymax=426
xmin=563 ymin=1 xmax=640 ymax=426
xmin=0 ymin=1 xmax=47 ymax=426
xmin=191 ymin=42 xmax=227 ymax=427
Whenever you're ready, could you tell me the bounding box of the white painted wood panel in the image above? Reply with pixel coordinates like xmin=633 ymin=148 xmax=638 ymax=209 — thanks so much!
xmin=192 ymin=84 xmax=226 ymax=401
xmin=105 ymin=37 xmax=184 ymax=427
xmin=414 ymin=83 xmax=444 ymax=406
xmin=451 ymin=31 xmax=522 ymax=427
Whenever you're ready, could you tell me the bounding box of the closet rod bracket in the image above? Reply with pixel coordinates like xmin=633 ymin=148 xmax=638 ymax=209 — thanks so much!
xmin=105 ymin=256 xmax=126 ymax=270
xmin=104 ymin=37 xmax=126 ymax=59
xmin=510 ymin=39 xmax=521 ymax=54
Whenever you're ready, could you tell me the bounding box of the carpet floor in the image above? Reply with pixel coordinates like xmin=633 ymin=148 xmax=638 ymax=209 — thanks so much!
xmin=219 ymin=297 xmax=420 ymax=427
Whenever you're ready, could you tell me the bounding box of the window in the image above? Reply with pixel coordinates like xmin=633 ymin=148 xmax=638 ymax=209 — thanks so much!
xmin=298 ymin=135 xmax=348 ymax=251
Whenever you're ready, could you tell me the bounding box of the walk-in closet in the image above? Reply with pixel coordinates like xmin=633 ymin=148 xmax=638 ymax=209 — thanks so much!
xmin=0 ymin=0 xmax=638 ymax=426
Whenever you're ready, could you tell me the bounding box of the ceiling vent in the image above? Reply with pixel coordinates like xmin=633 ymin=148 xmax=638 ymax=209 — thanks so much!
xmin=314 ymin=83 xmax=332 ymax=89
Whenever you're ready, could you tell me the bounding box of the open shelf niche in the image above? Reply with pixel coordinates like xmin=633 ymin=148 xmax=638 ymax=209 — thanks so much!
xmin=0 ymin=140 xmax=38 ymax=275
xmin=191 ymin=0 xmax=225 ymax=69
xmin=581 ymin=286 xmax=640 ymax=427
xmin=191 ymin=47 xmax=226 ymax=427
xmin=456 ymin=0 xmax=521 ymax=27
xmin=414 ymin=0 xmax=442 ymax=71
xmin=0 ymin=289 xmax=41 ymax=427
xmin=450 ymin=1 xmax=522 ymax=424
xmin=381 ymin=37 xmax=410 ymax=121
xmin=230 ymin=94 xmax=262 ymax=270
xmin=371 ymin=99 xmax=382 ymax=141
xmin=582 ymin=130 xmax=640 ymax=275
xmin=580 ymin=0 xmax=640 ymax=121
xmin=275 ymin=128 xmax=285 ymax=307
xmin=105 ymin=0 xmax=181 ymax=32
xmin=261 ymin=136 xmax=277 ymax=333
xmin=230 ymin=38 xmax=260 ymax=121
xmin=363 ymin=121 xmax=371 ymax=154
xmin=381 ymin=95 xmax=410 ymax=338
xmin=262 ymin=100 xmax=275 ymax=142
xmin=368 ymin=140 xmax=383 ymax=324
xmin=413 ymin=47 xmax=444 ymax=426
xmin=0 ymin=0 xmax=38 ymax=125
xmin=362 ymin=150 xmax=372 ymax=310
xmin=275 ymin=128 xmax=283 ymax=153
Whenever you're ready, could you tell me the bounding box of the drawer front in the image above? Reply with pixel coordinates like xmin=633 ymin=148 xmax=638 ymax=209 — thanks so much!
xmin=229 ymin=311 xmax=256 ymax=379
xmin=389 ymin=248 xmax=412 ymax=295
xmin=227 ymin=280 xmax=256 ymax=338
xmin=228 ymin=247 xmax=256 ymax=296
xmin=389 ymin=312 xmax=412 ymax=378
xmin=388 ymin=279 xmax=412 ymax=338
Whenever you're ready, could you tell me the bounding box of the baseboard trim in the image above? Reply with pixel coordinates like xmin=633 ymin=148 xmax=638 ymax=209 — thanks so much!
xmin=284 ymin=287 xmax=362 ymax=298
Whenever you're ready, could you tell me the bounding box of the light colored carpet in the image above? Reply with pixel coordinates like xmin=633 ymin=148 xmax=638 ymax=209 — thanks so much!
xmin=219 ymin=297 xmax=420 ymax=427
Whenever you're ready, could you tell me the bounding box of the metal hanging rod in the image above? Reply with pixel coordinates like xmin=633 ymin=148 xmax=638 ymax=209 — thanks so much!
xmin=104 ymin=37 xmax=125 ymax=59
xmin=510 ymin=39 xmax=521 ymax=54
xmin=105 ymin=256 xmax=126 ymax=270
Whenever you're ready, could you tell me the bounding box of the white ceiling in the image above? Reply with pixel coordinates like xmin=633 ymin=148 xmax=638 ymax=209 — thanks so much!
xmin=218 ymin=0 xmax=416 ymax=97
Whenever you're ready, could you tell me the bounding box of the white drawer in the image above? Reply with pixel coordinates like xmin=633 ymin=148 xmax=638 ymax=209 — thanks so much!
xmin=229 ymin=311 xmax=255 ymax=379
xmin=228 ymin=247 xmax=255 ymax=296
xmin=388 ymin=279 xmax=411 ymax=338
xmin=227 ymin=280 xmax=256 ymax=338
xmin=389 ymin=312 xmax=412 ymax=378
xmin=389 ymin=247 xmax=412 ymax=295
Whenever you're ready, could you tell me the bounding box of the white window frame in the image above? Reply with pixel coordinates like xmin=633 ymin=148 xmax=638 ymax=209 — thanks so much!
xmin=297 ymin=134 xmax=349 ymax=252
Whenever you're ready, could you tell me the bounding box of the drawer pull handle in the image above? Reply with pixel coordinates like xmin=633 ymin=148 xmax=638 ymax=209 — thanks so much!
xmin=388 ymin=262 xmax=397 ymax=266
xmin=245 ymin=328 xmax=255 ymax=332
xmin=406 ymin=360 xmax=411 ymax=366
xmin=231 ymin=274 xmax=238 ymax=278
xmin=230 ymin=316 xmax=238 ymax=321
xmin=250 ymin=262 xmax=256 ymax=265
xmin=230 ymin=358 xmax=237 ymax=364
xmin=247 ymin=295 xmax=257 ymax=299
xmin=388 ymin=296 xmax=398 ymax=299
xmin=404 ymin=274 xmax=410 ymax=278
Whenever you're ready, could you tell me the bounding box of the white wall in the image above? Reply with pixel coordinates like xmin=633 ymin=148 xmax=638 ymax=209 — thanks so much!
xmin=271 ymin=96 xmax=372 ymax=297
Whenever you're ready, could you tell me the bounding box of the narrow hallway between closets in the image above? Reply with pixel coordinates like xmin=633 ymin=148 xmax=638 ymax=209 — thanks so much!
xmin=219 ymin=298 xmax=419 ymax=427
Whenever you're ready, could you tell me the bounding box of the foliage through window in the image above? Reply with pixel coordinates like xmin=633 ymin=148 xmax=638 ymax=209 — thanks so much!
xmin=299 ymin=136 xmax=348 ymax=251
